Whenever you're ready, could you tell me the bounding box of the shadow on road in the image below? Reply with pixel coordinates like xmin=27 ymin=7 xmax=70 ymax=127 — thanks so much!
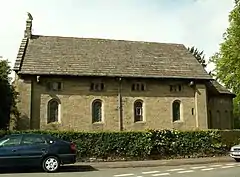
xmin=60 ymin=165 xmax=98 ymax=172
xmin=0 ymin=165 xmax=98 ymax=174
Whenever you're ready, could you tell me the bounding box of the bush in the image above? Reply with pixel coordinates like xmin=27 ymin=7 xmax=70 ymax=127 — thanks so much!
xmin=149 ymin=130 xmax=226 ymax=159
xmin=0 ymin=129 xmax=237 ymax=162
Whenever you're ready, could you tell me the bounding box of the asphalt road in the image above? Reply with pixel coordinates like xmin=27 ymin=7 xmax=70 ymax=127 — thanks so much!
xmin=0 ymin=161 xmax=239 ymax=177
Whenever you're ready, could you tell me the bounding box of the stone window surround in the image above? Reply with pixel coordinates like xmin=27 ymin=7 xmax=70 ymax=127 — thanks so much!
xmin=170 ymin=84 xmax=183 ymax=92
xmin=133 ymin=99 xmax=145 ymax=123
xmin=47 ymin=98 xmax=61 ymax=124
xmin=172 ymin=100 xmax=183 ymax=122
xmin=90 ymin=82 xmax=105 ymax=91
xmin=91 ymin=99 xmax=104 ymax=124
xmin=131 ymin=82 xmax=146 ymax=92
xmin=45 ymin=78 xmax=63 ymax=92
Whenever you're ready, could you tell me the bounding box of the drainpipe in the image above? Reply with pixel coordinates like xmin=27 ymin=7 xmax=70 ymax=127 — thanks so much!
xmin=189 ymin=81 xmax=199 ymax=129
xmin=117 ymin=77 xmax=123 ymax=131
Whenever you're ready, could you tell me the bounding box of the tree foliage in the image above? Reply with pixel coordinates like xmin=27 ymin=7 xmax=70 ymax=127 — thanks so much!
xmin=0 ymin=59 xmax=19 ymax=130
xmin=188 ymin=46 xmax=207 ymax=68
xmin=209 ymin=0 xmax=240 ymax=127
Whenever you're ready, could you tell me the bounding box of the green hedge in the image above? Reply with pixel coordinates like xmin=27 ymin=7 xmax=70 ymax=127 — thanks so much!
xmin=0 ymin=129 xmax=239 ymax=161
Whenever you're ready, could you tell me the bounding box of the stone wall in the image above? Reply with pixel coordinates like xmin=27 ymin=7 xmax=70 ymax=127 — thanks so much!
xmin=14 ymin=74 xmax=32 ymax=129
xmin=208 ymin=95 xmax=233 ymax=129
xmin=15 ymin=76 xmax=212 ymax=131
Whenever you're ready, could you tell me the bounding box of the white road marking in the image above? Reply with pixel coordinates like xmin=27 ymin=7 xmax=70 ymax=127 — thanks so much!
xmin=190 ymin=166 xmax=206 ymax=169
xmin=166 ymin=168 xmax=185 ymax=172
xmin=201 ymin=168 xmax=215 ymax=171
xmin=225 ymin=163 xmax=236 ymax=166
xmin=152 ymin=173 xmax=170 ymax=176
xmin=142 ymin=171 xmax=160 ymax=174
xmin=177 ymin=170 xmax=194 ymax=174
xmin=114 ymin=174 xmax=134 ymax=177
xmin=209 ymin=164 xmax=222 ymax=167
xmin=136 ymin=176 xmax=143 ymax=177
xmin=221 ymin=165 xmax=234 ymax=169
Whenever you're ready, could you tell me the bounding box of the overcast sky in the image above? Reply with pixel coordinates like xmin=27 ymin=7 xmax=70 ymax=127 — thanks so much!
xmin=0 ymin=0 xmax=235 ymax=78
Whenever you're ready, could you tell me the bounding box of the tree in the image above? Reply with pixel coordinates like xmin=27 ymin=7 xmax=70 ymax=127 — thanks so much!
xmin=209 ymin=0 xmax=240 ymax=127
xmin=188 ymin=46 xmax=207 ymax=68
xmin=0 ymin=59 xmax=19 ymax=130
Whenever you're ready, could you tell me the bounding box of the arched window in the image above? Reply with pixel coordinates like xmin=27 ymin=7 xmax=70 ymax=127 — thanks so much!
xmin=92 ymin=100 xmax=102 ymax=123
xmin=172 ymin=100 xmax=181 ymax=122
xmin=47 ymin=99 xmax=60 ymax=123
xmin=216 ymin=110 xmax=222 ymax=129
xmin=134 ymin=100 xmax=143 ymax=122
xmin=225 ymin=110 xmax=229 ymax=129
xmin=208 ymin=110 xmax=213 ymax=129
xmin=216 ymin=110 xmax=221 ymax=126
xmin=225 ymin=110 xmax=228 ymax=119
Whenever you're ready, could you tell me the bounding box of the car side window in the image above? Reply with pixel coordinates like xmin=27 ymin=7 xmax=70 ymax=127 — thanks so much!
xmin=0 ymin=135 xmax=22 ymax=147
xmin=22 ymin=135 xmax=47 ymax=145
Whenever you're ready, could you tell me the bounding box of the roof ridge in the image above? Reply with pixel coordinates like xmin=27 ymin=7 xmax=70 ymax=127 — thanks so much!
xmin=31 ymin=34 xmax=184 ymax=46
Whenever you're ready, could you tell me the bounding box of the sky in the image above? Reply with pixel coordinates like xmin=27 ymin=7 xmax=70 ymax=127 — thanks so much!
xmin=0 ymin=0 xmax=235 ymax=78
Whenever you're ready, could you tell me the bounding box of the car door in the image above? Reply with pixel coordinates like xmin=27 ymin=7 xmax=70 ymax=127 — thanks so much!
xmin=0 ymin=134 xmax=23 ymax=167
xmin=17 ymin=134 xmax=50 ymax=166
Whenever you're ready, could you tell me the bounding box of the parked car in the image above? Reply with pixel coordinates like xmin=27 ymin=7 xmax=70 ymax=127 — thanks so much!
xmin=230 ymin=144 xmax=240 ymax=162
xmin=0 ymin=133 xmax=77 ymax=172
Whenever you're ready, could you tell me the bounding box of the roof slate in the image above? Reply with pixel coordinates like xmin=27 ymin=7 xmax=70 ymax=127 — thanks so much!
xmin=209 ymin=80 xmax=235 ymax=96
xmin=13 ymin=38 xmax=28 ymax=71
xmin=14 ymin=35 xmax=212 ymax=80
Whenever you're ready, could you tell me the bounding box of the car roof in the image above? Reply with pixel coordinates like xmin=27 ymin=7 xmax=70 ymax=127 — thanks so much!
xmin=6 ymin=133 xmax=49 ymax=137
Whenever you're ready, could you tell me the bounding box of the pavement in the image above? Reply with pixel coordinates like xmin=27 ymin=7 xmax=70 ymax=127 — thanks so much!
xmin=0 ymin=158 xmax=239 ymax=177
xmin=75 ymin=155 xmax=233 ymax=169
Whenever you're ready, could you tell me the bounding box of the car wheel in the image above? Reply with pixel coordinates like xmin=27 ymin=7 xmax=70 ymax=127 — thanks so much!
xmin=42 ymin=156 xmax=60 ymax=172
xmin=234 ymin=158 xmax=240 ymax=162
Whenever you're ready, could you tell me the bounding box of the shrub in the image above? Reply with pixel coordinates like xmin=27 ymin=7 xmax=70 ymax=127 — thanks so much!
xmin=0 ymin=129 xmax=236 ymax=161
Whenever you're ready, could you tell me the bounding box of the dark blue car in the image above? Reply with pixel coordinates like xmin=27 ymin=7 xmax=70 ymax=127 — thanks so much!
xmin=0 ymin=133 xmax=77 ymax=172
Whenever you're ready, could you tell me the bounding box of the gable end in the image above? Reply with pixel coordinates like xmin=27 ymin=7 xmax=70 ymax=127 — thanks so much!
xmin=13 ymin=38 xmax=29 ymax=72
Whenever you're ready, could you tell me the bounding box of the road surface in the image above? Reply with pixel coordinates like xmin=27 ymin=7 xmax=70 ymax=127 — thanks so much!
xmin=0 ymin=161 xmax=239 ymax=177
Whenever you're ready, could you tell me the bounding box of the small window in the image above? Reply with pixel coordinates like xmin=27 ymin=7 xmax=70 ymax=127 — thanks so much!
xmin=191 ymin=108 xmax=194 ymax=115
xmin=216 ymin=110 xmax=221 ymax=129
xmin=90 ymin=83 xmax=105 ymax=91
xmin=134 ymin=100 xmax=143 ymax=122
xmin=95 ymin=84 xmax=99 ymax=90
xmin=92 ymin=100 xmax=102 ymax=123
xmin=225 ymin=110 xmax=229 ymax=127
xmin=172 ymin=100 xmax=181 ymax=122
xmin=225 ymin=110 xmax=228 ymax=118
xmin=178 ymin=85 xmax=182 ymax=91
xmin=90 ymin=83 xmax=95 ymax=90
xmin=170 ymin=85 xmax=182 ymax=92
xmin=100 ymin=83 xmax=104 ymax=90
xmin=132 ymin=83 xmax=145 ymax=91
xmin=47 ymin=99 xmax=60 ymax=123
xmin=47 ymin=82 xmax=62 ymax=91
xmin=170 ymin=85 xmax=177 ymax=92
xmin=209 ymin=110 xmax=213 ymax=129
xmin=131 ymin=84 xmax=135 ymax=91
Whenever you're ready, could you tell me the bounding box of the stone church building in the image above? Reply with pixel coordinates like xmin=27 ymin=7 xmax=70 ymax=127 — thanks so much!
xmin=13 ymin=15 xmax=235 ymax=131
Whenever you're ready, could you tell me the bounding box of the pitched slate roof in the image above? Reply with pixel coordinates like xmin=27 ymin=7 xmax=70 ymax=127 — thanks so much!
xmin=13 ymin=34 xmax=212 ymax=80
xmin=207 ymin=80 xmax=235 ymax=97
